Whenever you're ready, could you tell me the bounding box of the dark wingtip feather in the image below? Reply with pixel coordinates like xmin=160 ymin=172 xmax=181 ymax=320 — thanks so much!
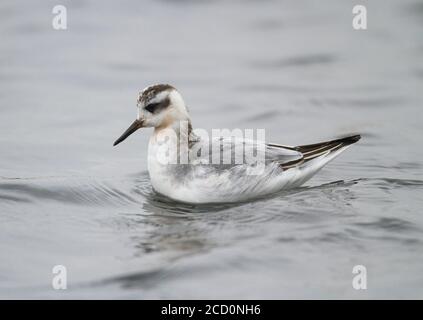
xmin=340 ymin=134 xmax=361 ymax=145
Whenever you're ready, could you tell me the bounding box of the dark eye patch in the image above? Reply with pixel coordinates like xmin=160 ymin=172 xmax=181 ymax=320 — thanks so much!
xmin=145 ymin=103 xmax=159 ymax=113
xmin=144 ymin=97 xmax=170 ymax=114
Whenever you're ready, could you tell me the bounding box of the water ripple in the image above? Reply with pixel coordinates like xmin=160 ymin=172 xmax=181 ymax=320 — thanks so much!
xmin=0 ymin=175 xmax=147 ymax=207
xmin=251 ymin=53 xmax=336 ymax=69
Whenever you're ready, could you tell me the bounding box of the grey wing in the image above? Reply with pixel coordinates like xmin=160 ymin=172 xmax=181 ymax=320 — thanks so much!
xmin=190 ymin=137 xmax=304 ymax=169
xmin=263 ymin=142 xmax=304 ymax=169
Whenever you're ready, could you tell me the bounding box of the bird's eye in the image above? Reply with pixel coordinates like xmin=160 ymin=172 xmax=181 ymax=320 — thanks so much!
xmin=145 ymin=103 xmax=159 ymax=113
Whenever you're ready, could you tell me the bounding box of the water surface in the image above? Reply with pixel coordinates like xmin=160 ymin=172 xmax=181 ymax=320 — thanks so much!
xmin=1 ymin=0 xmax=423 ymax=298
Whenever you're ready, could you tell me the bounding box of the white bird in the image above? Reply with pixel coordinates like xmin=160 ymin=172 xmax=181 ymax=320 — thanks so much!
xmin=114 ymin=84 xmax=360 ymax=203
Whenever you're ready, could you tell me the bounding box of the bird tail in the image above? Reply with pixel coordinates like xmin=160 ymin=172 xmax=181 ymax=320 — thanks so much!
xmin=280 ymin=134 xmax=361 ymax=187
xmin=294 ymin=134 xmax=361 ymax=163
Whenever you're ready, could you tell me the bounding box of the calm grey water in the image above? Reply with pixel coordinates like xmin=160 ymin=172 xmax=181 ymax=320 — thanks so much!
xmin=1 ymin=0 xmax=423 ymax=299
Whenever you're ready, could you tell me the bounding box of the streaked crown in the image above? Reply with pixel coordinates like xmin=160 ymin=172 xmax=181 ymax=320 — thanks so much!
xmin=137 ymin=84 xmax=175 ymax=106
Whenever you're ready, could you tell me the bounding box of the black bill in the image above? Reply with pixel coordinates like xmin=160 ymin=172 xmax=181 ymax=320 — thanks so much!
xmin=113 ymin=119 xmax=143 ymax=146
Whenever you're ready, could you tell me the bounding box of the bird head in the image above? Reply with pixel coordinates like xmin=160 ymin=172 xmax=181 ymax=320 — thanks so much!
xmin=113 ymin=84 xmax=190 ymax=146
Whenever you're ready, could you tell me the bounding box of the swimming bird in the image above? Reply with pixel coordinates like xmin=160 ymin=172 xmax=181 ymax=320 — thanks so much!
xmin=114 ymin=84 xmax=360 ymax=203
